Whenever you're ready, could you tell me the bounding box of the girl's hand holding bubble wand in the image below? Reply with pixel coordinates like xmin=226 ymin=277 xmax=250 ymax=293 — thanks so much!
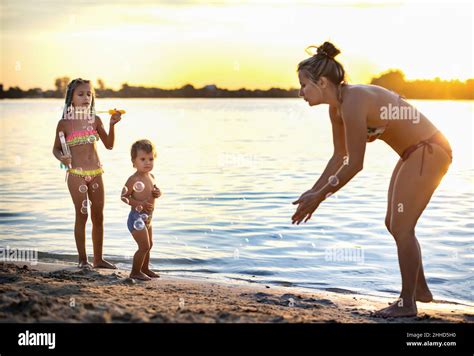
xmin=94 ymin=109 xmax=125 ymax=126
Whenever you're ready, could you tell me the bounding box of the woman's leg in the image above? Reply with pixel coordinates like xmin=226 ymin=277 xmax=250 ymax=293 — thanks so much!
xmin=377 ymin=145 xmax=451 ymax=317
xmin=67 ymin=174 xmax=90 ymax=267
xmin=130 ymin=228 xmax=152 ymax=281
xmin=87 ymin=175 xmax=116 ymax=269
xmin=385 ymin=159 xmax=433 ymax=303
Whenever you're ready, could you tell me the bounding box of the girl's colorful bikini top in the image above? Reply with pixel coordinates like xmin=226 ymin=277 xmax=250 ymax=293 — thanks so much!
xmin=66 ymin=129 xmax=99 ymax=147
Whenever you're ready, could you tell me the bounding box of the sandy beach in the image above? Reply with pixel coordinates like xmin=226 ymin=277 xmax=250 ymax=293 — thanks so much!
xmin=0 ymin=261 xmax=472 ymax=323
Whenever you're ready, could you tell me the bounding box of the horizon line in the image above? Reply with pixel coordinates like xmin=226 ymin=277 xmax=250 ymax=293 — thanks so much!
xmin=2 ymin=77 xmax=474 ymax=92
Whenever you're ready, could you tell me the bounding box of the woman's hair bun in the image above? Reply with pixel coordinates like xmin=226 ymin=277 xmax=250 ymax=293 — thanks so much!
xmin=317 ymin=41 xmax=341 ymax=59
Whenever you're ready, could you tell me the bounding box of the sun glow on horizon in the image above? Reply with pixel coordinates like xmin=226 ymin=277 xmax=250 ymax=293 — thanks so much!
xmin=1 ymin=0 xmax=472 ymax=91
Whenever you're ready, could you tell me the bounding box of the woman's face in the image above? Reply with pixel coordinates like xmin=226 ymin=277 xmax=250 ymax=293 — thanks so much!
xmin=298 ymin=71 xmax=323 ymax=106
xmin=71 ymin=82 xmax=93 ymax=108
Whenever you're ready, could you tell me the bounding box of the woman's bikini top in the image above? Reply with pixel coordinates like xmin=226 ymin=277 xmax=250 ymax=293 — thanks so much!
xmin=367 ymin=125 xmax=387 ymax=142
xmin=337 ymin=106 xmax=388 ymax=143
xmin=66 ymin=121 xmax=99 ymax=147
xmin=366 ymin=91 xmax=406 ymax=142
xmin=338 ymin=89 xmax=405 ymax=143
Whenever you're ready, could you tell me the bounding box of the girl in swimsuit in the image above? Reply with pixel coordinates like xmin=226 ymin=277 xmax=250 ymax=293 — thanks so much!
xmin=291 ymin=42 xmax=452 ymax=318
xmin=52 ymin=78 xmax=122 ymax=269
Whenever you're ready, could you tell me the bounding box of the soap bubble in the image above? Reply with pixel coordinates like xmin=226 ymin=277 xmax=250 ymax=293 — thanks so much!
xmin=87 ymin=135 xmax=97 ymax=144
xmin=328 ymin=175 xmax=339 ymax=187
xmin=86 ymin=125 xmax=94 ymax=132
xmin=133 ymin=218 xmax=146 ymax=231
xmin=140 ymin=213 xmax=149 ymax=221
xmin=80 ymin=207 xmax=88 ymax=215
xmin=325 ymin=192 xmax=333 ymax=199
xmin=79 ymin=185 xmax=88 ymax=193
xmin=84 ymin=176 xmax=92 ymax=183
xmin=82 ymin=199 xmax=89 ymax=208
xmin=121 ymin=197 xmax=130 ymax=205
xmin=288 ymin=298 xmax=295 ymax=307
xmin=133 ymin=181 xmax=145 ymax=193
xmin=135 ymin=205 xmax=143 ymax=213
xmin=92 ymin=183 xmax=99 ymax=190
xmin=233 ymin=248 xmax=240 ymax=260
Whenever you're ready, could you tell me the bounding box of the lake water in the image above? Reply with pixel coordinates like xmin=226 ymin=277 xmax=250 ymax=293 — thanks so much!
xmin=1 ymin=98 xmax=473 ymax=304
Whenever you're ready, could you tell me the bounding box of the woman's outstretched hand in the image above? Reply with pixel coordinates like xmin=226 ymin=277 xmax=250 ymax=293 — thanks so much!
xmin=292 ymin=190 xmax=323 ymax=225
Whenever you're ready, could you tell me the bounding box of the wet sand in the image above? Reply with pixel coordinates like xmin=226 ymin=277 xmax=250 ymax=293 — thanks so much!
xmin=0 ymin=261 xmax=472 ymax=323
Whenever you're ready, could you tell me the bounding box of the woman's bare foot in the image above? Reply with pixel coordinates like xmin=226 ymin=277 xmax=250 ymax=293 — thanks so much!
xmin=142 ymin=269 xmax=160 ymax=278
xmin=78 ymin=261 xmax=93 ymax=269
xmin=415 ymin=288 xmax=433 ymax=303
xmin=93 ymin=259 xmax=117 ymax=269
xmin=130 ymin=272 xmax=152 ymax=281
xmin=373 ymin=299 xmax=417 ymax=318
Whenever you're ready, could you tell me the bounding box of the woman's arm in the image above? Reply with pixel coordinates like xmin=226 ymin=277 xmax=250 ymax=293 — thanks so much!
xmin=96 ymin=113 xmax=121 ymax=150
xmin=292 ymin=91 xmax=368 ymax=224
xmin=310 ymin=107 xmax=347 ymax=191
xmin=312 ymin=91 xmax=367 ymax=198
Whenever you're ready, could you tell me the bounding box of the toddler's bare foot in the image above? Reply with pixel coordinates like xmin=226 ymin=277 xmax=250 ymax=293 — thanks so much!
xmin=415 ymin=288 xmax=433 ymax=303
xmin=78 ymin=261 xmax=93 ymax=269
xmin=373 ymin=299 xmax=417 ymax=318
xmin=142 ymin=269 xmax=160 ymax=278
xmin=130 ymin=272 xmax=152 ymax=281
xmin=93 ymin=259 xmax=117 ymax=269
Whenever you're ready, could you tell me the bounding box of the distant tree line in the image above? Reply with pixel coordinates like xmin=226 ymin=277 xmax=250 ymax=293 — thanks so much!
xmin=1 ymin=70 xmax=473 ymax=99
xmin=370 ymin=70 xmax=473 ymax=100
xmin=0 ymin=78 xmax=298 ymax=99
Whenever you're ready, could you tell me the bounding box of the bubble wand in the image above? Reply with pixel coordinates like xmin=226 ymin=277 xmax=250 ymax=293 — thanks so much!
xmin=94 ymin=109 xmax=126 ymax=115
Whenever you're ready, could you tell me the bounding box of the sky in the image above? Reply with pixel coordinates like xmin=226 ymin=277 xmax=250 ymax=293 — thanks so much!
xmin=1 ymin=0 xmax=473 ymax=90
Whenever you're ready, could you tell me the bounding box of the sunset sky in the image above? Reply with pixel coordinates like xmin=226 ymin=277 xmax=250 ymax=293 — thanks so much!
xmin=1 ymin=0 xmax=472 ymax=90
